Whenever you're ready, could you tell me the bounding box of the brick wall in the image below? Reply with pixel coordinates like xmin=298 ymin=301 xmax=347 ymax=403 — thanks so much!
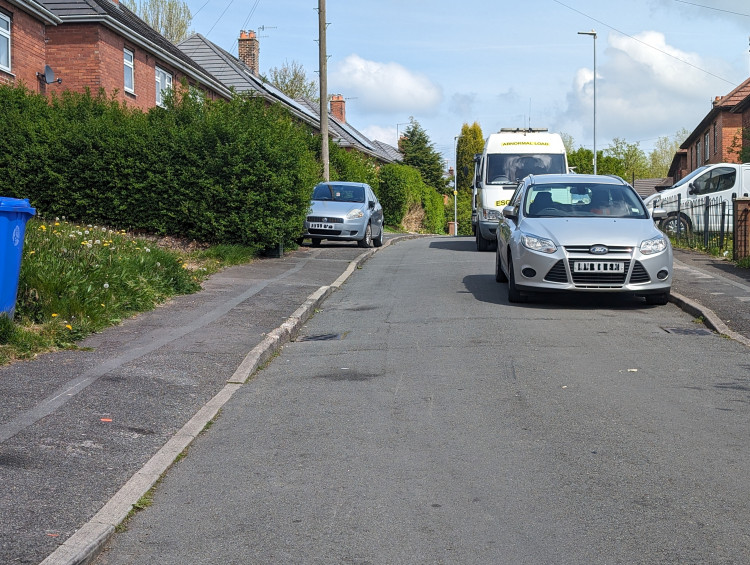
xmin=0 ymin=0 xmax=50 ymax=93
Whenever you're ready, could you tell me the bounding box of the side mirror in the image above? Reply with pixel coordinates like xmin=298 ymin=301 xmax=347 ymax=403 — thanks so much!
xmin=651 ymin=208 xmax=667 ymax=220
xmin=502 ymin=205 xmax=518 ymax=221
xmin=688 ymin=182 xmax=696 ymax=195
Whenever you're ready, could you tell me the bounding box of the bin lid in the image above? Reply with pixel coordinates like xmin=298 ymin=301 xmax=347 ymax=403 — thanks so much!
xmin=0 ymin=197 xmax=36 ymax=216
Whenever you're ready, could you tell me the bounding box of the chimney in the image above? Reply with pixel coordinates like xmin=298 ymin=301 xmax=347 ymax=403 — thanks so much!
xmin=238 ymin=30 xmax=259 ymax=76
xmin=330 ymin=94 xmax=345 ymax=122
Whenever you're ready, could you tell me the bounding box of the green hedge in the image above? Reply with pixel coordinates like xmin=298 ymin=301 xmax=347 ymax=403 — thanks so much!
xmin=0 ymin=83 xmax=444 ymax=243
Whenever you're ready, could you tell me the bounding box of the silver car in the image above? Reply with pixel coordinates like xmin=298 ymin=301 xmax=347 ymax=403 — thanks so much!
xmin=303 ymin=181 xmax=384 ymax=248
xmin=495 ymin=174 xmax=672 ymax=304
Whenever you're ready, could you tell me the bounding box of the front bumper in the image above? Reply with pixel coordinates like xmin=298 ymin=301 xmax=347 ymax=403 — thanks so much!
xmin=512 ymin=244 xmax=672 ymax=295
xmin=303 ymin=214 xmax=368 ymax=241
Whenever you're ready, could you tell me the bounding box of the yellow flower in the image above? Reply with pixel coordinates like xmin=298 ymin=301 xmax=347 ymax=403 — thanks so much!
xmin=65 ymin=324 xmax=72 ymax=330
xmin=28 ymin=250 xmax=35 ymax=255
xmin=51 ymin=313 xmax=58 ymax=318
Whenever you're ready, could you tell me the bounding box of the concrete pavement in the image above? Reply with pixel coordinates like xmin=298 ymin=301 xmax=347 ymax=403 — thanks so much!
xmin=0 ymin=236 xmax=747 ymax=565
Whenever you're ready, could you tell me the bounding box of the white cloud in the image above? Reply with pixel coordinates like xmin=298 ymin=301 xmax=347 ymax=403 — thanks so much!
xmin=449 ymin=92 xmax=477 ymax=116
xmin=361 ymin=124 xmax=398 ymax=147
xmin=561 ymin=30 xmax=735 ymax=149
xmin=330 ymin=54 xmax=443 ymax=114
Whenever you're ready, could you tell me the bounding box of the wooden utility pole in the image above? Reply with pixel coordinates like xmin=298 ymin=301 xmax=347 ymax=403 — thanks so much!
xmin=318 ymin=0 xmax=329 ymax=181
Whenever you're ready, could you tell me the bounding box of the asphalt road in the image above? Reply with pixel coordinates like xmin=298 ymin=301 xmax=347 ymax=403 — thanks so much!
xmin=94 ymin=237 xmax=750 ymax=565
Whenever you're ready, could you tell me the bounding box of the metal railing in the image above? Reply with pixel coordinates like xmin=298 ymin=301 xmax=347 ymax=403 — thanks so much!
xmin=651 ymin=193 xmax=736 ymax=252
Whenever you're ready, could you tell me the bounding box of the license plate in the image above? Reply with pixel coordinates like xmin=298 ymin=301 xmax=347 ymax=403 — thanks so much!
xmin=574 ymin=261 xmax=624 ymax=273
xmin=309 ymin=222 xmax=335 ymax=230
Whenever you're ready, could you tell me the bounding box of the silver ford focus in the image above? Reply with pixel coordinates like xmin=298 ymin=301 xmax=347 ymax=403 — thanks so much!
xmin=495 ymin=174 xmax=672 ymax=304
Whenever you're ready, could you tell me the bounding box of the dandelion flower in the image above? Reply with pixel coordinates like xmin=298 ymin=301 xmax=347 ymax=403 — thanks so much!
xmin=66 ymin=324 xmax=72 ymax=330
xmin=103 ymin=283 xmax=109 ymax=289
xmin=51 ymin=313 xmax=58 ymax=318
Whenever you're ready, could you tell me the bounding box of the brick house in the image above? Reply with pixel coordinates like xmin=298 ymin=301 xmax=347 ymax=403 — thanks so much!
xmin=37 ymin=0 xmax=231 ymax=110
xmin=672 ymin=77 xmax=750 ymax=182
xmin=0 ymin=0 xmax=61 ymax=90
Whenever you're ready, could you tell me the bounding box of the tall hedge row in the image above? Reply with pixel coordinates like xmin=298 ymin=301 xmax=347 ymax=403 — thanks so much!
xmin=0 ymin=84 xmax=445 ymax=243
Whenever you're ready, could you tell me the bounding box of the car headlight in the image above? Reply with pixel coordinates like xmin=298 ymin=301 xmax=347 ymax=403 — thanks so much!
xmin=640 ymin=236 xmax=668 ymax=255
xmin=346 ymin=208 xmax=365 ymax=220
xmin=520 ymin=233 xmax=557 ymax=254
xmin=483 ymin=209 xmax=500 ymax=221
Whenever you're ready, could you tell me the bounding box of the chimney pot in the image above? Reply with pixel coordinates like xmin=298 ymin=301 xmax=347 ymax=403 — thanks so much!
xmin=330 ymin=94 xmax=346 ymax=123
xmin=238 ymin=29 xmax=260 ymax=76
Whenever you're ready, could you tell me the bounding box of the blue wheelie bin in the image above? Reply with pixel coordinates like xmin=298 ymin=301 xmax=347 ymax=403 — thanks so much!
xmin=0 ymin=197 xmax=36 ymax=317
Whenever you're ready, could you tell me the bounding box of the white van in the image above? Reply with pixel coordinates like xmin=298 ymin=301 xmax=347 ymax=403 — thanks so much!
xmin=643 ymin=163 xmax=750 ymax=233
xmin=472 ymin=128 xmax=568 ymax=250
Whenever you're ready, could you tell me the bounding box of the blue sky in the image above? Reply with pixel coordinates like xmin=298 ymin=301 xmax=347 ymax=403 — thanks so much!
xmin=186 ymin=0 xmax=750 ymax=169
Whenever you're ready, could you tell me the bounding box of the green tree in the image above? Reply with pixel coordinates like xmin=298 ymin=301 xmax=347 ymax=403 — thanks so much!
xmin=266 ymin=60 xmax=318 ymax=101
xmin=568 ymin=147 xmax=625 ymax=177
xmin=456 ymin=122 xmax=484 ymax=191
xmin=646 ymin=128 xmax=688 ymax=178
xmin=123 ymin=0 xmax=192 ymax=43
xmin=399 ymin=117 xmax=447 ymax=193
xmin=605 ymin=137 xmax=648 ymax=181
xmin=560 ymin=132 xmax=576 ymax=155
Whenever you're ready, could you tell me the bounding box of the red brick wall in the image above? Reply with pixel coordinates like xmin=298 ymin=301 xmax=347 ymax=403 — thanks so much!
xmin=0 ymin=0 xmax=50 ymax=93
xmin=45 ymin=21 xmax=225 ymax=110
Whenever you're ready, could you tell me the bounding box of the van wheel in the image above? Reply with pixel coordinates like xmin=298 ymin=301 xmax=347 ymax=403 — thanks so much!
xmin=476 ymin=230 xmax=490 ymax=251
xmin=659 ymin=214 xmax=691 ymax=235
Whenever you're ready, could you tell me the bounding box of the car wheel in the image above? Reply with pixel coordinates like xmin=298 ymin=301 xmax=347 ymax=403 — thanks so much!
xmin=507 ymin=252 xmax=524 ymax=303
xmin=358 ymin=223 xmax=373 ymax=248
xmin=645 ymin=292 xmax=670 ymax=306
xmin=495 ymin=247 xmax=507 ymax=283
xmin=373 ymin=225 xmax=384 ymax=247
xmin=311 ymin=238 xmax=322 ymax=248
xmin=659 ymin=214 xmax=691 ymax=235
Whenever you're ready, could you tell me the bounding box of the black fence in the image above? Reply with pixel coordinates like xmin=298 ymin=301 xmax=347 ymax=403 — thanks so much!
xmin=651 ymin=194 xmax=750 ymax=260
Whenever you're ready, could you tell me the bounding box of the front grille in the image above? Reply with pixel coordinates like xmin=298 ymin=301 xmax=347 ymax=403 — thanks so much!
xmin=544 ymin=260 xmax=568 ymax=283
xmin=309 ymin=229 xmax=342 ymax=235
xmin=571 ymin=260 xmax=630 ymax=286
xmin=629 ymin=261 xmax=651 ymax=284
xmin=307 ymin=216 xmax=344 ymax=223
xmin=564 ymin=245 xmax=633 ymax=254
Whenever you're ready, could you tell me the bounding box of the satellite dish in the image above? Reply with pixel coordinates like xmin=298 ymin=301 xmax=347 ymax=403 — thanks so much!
xmin=38 ymin=65 xmax=62 ymax=85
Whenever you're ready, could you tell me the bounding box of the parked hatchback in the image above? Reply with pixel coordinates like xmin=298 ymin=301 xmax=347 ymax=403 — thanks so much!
xmin=496 ymin=174 xmax=672 ymax=304
xmin=303 ymin=181 xmax=384 ymax=248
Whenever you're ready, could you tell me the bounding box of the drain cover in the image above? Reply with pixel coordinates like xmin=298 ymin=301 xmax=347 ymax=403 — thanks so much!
xmin=296 ymin=333 xmax=342 ymax=342
xmin=662 ymin=327 xmax=713 ymax=336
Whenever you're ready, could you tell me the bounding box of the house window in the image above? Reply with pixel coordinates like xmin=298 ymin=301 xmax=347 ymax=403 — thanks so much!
xmin=155 ymin=66 xmax=172 ymax=106
xmin=696 ymin=140 xmax=701 ymax=165
xmin=0 ymin=13 xmax=10 ymax=73
xmin=704 ymin=132 xmax=710 ymax=162
xmin=124 ymin=48 xmax=134 ymax=93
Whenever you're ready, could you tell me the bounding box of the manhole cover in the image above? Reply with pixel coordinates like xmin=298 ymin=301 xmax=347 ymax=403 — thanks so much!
xmin=662 ymin=327 xmax=713 ymax=336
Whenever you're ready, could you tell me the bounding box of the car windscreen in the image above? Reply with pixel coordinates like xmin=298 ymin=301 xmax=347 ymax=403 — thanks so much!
xmin=312 ymin=184 xmax=365 ymax=203
xmin=524 ymin=183 xmax=648 ymax=219
xmin=486 ymin=154 xmax=566 ymax=184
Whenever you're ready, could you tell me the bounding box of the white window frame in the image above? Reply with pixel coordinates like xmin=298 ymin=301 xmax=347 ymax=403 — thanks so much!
xmin=155 ymin=66 xmax=172 ymax=107
xmin=124 ymin=48 xmax=134 ymax=93
xmin=704 ymin=132 xmax=710 ymax=162
xmin=0 ymin=12 xmax=11 ymax=73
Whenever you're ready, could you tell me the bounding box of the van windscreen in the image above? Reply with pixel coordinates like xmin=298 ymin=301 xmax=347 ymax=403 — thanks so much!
xmin=486 ymin=154 xmax=566 ymax=184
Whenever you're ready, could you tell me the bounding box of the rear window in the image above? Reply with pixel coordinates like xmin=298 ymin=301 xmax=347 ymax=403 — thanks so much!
xmin=312 ymin=184 xmax=365 ymax=203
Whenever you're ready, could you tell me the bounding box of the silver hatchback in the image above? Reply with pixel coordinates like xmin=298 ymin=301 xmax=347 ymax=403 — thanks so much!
xmin=495 ymin=174 xmax=672 ymax=304
xmin=303 ymin=182 xmax=384 ymax=248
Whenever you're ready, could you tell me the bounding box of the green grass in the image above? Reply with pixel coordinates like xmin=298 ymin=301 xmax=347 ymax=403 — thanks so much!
xmin=0 ymin=218 xmax=259 ymax=365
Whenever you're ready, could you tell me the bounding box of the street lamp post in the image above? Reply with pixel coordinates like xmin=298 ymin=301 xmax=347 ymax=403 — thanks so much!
xmin=578 ymin=29 xmax=597 ymax=175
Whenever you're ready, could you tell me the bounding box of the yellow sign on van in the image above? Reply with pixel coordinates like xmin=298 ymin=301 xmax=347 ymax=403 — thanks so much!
xmin=496 ymin=199 xmax=510 ymax=207
xmin=501 ymin=141 xmax=550 ymax=146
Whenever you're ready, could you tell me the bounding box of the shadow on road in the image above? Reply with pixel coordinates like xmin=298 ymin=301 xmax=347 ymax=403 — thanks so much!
xmin=429 ymin=237 xmax=478 ymax=252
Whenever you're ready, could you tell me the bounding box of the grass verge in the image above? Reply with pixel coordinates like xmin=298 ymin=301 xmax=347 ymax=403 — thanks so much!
xmin=0 ymin=218 xmax=259 ymax=365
